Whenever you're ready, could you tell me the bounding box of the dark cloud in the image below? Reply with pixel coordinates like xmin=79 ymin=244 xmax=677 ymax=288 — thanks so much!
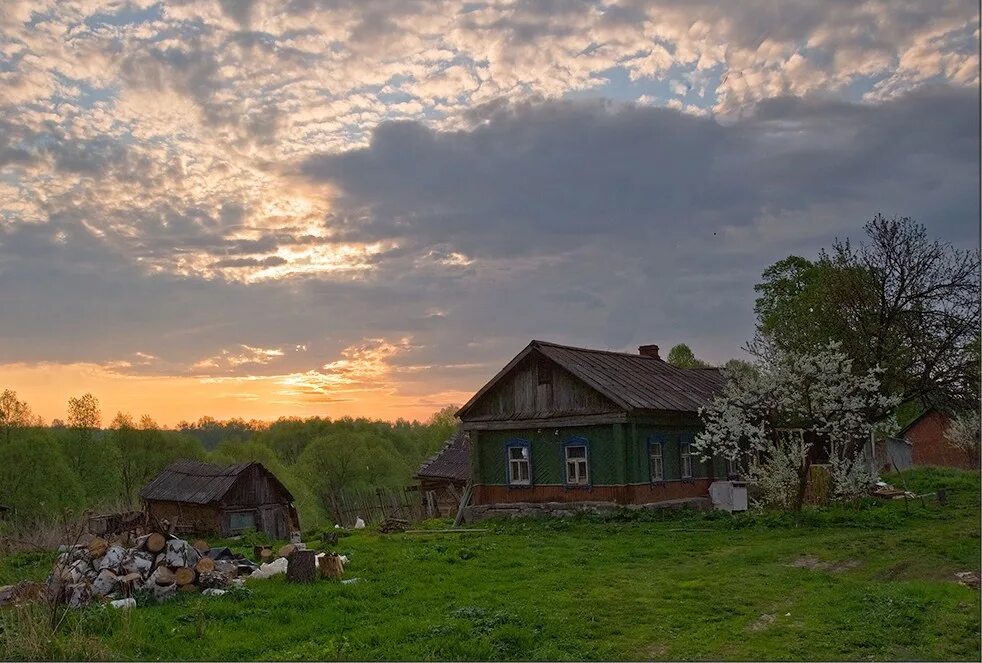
xmin=0 ymin=86 xmax=977 ymax=398
xmin=303 ymin=85 xmax=979 ymax=258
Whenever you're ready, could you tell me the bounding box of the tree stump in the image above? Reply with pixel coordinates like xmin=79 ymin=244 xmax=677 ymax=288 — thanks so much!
xmin=318 ymin=554 xmax=344 ymax=580
xmin=278 ymin=543 xmax=296 ymax=559
xmin=286 ymin=550 xmax=317 ymax=583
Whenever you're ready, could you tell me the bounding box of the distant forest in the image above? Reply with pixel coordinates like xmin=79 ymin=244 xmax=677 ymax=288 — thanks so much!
xmin=0 ymin=390 xmax=457 ymax=536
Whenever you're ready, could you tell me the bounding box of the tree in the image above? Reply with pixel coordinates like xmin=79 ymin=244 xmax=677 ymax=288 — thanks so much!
xmin=0 ymin=431 xmax=84 ymax=527
xmin=752 ymin=215 xmax=980 ymax=410
xmin=667 ymin=344 xmax=709 ymax=368
xmin=694 ymin=343 xmax=899 ymax=512
xmin=0 ymin=389 xmax=33 ymax=443
xmin=946 ymin=410 xmax=981 ymax=469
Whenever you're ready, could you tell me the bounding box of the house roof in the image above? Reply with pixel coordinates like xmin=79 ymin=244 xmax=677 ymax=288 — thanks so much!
xmin=140 ymin=460 xmax=293 ymax=505
xmin=457 ymin=340 xmax=726 ymax=418
xmin=415 ymin=431 xmax=470 ymax=483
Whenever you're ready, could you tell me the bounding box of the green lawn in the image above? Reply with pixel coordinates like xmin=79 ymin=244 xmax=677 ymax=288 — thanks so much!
xmin=1 ymin=468 xmax=979 ymax=661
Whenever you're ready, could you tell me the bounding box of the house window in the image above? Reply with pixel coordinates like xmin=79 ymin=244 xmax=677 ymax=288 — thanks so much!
xmin=229 ymin=511 xmax=256 ymax=531
xmin=681 ymin=441 xmax=693 ymax=479
xmin=507 ymin=444 xmax=531 ymax=485
xmin=649 ymin=442 xmax=664 ymax=482
xmin=564 ymin=444 xmax=589 ymax=485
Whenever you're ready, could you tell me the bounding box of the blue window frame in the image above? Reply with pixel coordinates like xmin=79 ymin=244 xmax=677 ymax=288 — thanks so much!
xmin=505 ymin=439 xmax=532 ymax=486
xmin=647 ymin=434 xmax=666 ymax=483
xmin=561 ymin=436 xmax=590 ymax=487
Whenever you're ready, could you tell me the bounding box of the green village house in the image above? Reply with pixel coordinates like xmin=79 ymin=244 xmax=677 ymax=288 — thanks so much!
xmin=455 ymin=340 xmax=729 ymax=510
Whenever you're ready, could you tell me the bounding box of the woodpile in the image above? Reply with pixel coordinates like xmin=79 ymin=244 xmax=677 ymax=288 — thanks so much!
xmin=46 ymin=534 xmax=252 ymax=608
xmin=379 ymin=517 xmax=409 ymax=534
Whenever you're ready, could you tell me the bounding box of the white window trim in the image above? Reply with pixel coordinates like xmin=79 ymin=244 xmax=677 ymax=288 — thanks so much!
xmin=681 ymin=442 xmax=694 ymax=479
xmin=508 ymin=446 xmax=531 ymax=486
xmin=564 ymin=444 xmax=589 ymax=485
xmin=650 ymin=442 xmax=664 ymax=482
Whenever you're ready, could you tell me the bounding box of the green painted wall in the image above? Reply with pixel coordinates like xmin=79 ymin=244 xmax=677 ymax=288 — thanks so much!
xmin=476 ymin=418 xmax=723 ymax=486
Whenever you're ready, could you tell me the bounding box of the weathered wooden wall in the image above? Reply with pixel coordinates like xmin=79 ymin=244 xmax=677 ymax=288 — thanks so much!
xmin=466 ymin=353 xmax=619 ymax=419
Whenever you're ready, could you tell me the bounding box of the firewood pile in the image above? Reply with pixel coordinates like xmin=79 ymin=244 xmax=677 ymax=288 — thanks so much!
xmin=379 ymin=516 xmax=409 ymax=534
xmin=46 ymin=533 xmax=255 ymax=608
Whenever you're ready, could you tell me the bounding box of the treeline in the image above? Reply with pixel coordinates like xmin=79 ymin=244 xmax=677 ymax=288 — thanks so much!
xmin=0 ymin=390 xmax=457 ymax=535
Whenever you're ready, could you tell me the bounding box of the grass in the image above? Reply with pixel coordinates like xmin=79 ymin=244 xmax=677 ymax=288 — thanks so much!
xmin=0 ymin=467 xmax=979 ymax=660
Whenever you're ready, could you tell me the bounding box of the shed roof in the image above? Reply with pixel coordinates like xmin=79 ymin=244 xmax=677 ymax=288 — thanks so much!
xmin=140 ymin=460 xmax=293 ymax=505
xmin=415 ymin=431 xmax=470 ymax=482
xmin=457 ymin=340 xmax=726 ymax=419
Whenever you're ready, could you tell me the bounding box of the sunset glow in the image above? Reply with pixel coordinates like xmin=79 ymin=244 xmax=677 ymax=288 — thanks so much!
xmin=0 ymin=1 xmax=977 ymax=425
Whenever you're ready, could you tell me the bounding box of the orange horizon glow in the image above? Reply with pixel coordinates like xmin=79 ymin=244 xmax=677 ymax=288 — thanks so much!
xmin=0 ymin=362 xmax=471 ymax=428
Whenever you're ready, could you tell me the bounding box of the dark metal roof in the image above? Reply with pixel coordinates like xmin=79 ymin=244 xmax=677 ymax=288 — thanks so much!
xmin=415 ymin=431 xmax=470 ymax=482
xmin=458 ymin=340 xmax=726 ymax=418
xmin=140 ymin=460 xmax=255 ymax=505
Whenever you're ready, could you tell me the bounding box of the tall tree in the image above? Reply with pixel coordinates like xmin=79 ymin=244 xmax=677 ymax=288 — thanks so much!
xmin=0 ymin=389 xmax=33 ymax=443
xmin=667 ymin=344 xmax=709 ymax=368
xmin=753 ymin=215 xmax=980 ymax=411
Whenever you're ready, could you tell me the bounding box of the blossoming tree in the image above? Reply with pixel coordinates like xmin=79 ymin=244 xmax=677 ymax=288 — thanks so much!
xmin=694 ymin=342 xmax=899 ymax=511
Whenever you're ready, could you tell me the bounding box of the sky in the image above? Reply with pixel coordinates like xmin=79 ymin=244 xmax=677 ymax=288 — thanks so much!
xmin=0 ymin=0 xmax=979 ymax=427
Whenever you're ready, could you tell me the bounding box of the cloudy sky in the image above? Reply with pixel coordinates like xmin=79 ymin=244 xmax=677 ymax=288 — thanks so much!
xmin=0 ymin=0 xmax=978 ymax=426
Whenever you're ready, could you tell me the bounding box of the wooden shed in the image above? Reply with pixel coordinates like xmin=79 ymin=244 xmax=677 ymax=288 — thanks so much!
xmin=414 ymin=431 xmax=471 ymax=516
xmin=140 ymin=460 xmax=300 ymax=538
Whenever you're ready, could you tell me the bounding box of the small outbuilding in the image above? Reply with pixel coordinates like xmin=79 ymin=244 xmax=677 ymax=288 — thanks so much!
xmin=902 ymin=408 xmax=978 ymax=470
xmin=415 ymin=431 xmax=471 ymax=516
xmin=140 ymin=460 xmax=300 ymax=538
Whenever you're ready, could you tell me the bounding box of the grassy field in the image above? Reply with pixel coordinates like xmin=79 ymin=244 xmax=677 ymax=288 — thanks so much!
xmin=1 ymin=468 xmax=979 ymax=661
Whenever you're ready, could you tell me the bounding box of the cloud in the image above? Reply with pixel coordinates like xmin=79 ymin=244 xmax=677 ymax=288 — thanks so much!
xmin=0 ymin=1 xmax=977 ymax=422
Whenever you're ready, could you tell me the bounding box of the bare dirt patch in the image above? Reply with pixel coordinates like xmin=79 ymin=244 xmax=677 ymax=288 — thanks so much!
xmin=790 ymin=555 xmax=862 ymax=573
xmin=747 ymin=613 xmax=776 ymax=632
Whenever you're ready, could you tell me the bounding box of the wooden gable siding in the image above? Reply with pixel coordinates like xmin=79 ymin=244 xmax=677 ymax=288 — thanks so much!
xmin=219 ymin=464 xmax=290 ymax=509
xmin=464 ymin=352 xmax=620 ymax=421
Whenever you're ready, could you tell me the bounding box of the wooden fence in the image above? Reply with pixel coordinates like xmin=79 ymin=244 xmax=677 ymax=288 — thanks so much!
xmin=329 ymin=485 xmax=442 ymax=527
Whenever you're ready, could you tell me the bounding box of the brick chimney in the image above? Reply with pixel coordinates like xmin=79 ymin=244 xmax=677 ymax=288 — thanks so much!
xmin=638 ymin=344 xmax=661 ymax=360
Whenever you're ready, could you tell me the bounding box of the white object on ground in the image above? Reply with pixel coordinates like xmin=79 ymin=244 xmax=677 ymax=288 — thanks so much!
xmin=110 ymin=598 xmax=136 ymax=609
xmin=230 ymin=578 xmax=245 ymax=589
xmin=202 ymin=588 xmax=227 ymax=596
xmin=354 ymin=517 xmax=366 ymax=529
xmin=341 ymin=577 xmax=360 ymax=585
xmin=249 ymin=557 xmax=289 ymax=580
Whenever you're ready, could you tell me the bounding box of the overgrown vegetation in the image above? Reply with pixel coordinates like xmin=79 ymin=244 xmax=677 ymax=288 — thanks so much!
xmin=0 ymin=389 xmax=457 ymax=539
xmin=1 ymin=468 xmax=977 ymax=661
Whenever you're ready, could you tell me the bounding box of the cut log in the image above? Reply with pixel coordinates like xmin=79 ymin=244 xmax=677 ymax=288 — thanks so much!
xmin=91 ymin=569 xmax=118 ymax=596
xmin=121 ymin=549 xmax=155 ymax=577
xmin=87 ymin=537 xmax=108 ymax=559
xmin=214 ymin=560 xmax=238 ymax=578
xmin=278 ymin=543 xmax=296 ymax=559
xmin=195 ymin=557 xmax=216 ymax=574
xmin=286 ymin=549 xmax=317 ymax=583
xmin=97 ymin=544 xmax=127 ymax=573
xmin=178 ymin=583 xmax=199 ymax=594
xmin=146 ymin=532 xmax=167 ymax=554
xmin=164 ymin=539 xmax=201 ymax=568
xmin=192 ymin=539 xmax=210 ymax=553
xmin=197 ymin=571 xmax=229 ymax=590
xmin=318 ymin=554 xmax=344 ymax=580
xmin=119 ymin=572 xmax=142 ymax=597
xmin=153 ymin=567 xmax=176 ymax=586
xmin=174 ymin=567 xmax=196 ymax=587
